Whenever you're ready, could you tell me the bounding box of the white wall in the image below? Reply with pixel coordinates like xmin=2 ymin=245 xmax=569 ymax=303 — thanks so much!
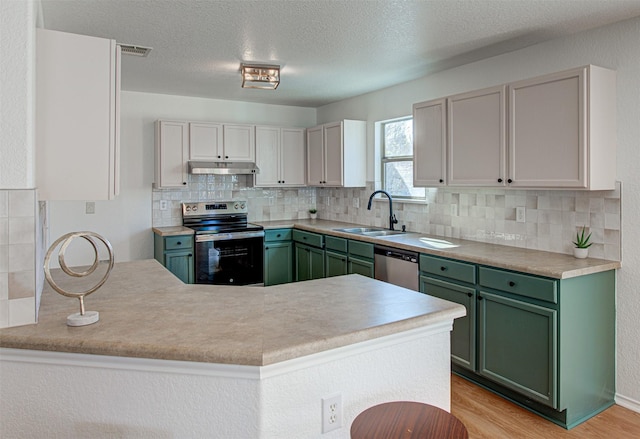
xmin=0 ymin=0 xmax=36 ymax=189
xmin=48 ymin=92 xmax=316 ymax=265
xmin=318 ymin=16 xmax=640 ymax=410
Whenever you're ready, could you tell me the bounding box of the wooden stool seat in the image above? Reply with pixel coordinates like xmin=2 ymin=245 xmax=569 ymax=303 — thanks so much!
xmin=350 ymin=401 xmax=468 ymax=439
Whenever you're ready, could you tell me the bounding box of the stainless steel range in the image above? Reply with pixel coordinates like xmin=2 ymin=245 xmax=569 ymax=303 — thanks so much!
xmin=182 ymin=201 xmax=264 ymax=285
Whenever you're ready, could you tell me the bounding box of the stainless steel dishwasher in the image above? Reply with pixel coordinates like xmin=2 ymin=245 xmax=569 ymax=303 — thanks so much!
xmin=374 ymin=245 xmax=419 ymax=291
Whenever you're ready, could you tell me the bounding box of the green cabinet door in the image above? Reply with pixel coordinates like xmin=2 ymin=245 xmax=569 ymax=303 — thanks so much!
xmin=165 ymin=250 xmax=194 ymax=284
xmin=326 ymin=250 xmax=348 ymax=277
xmin=348 ymin=256 xmax=374 ymax=278
xmin=478 ymin=290 xmax=557 ymax=408
xmin=264 ymin=241 xmax=293 ymax=286
xmin=295 ymin=243 xmax=325 ymax=281
xmin=420 ymin=275 xmax=476 ymax=371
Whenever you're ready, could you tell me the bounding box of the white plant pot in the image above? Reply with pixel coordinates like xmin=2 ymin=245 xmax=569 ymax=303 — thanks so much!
xmin=573 ymin=247 xmax=588 ymax=259
xmin=309 ymin=213 xmax=317 ymax=220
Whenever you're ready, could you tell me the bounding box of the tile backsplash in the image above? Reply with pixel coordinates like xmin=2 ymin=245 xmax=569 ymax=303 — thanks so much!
xmin=153 ymin=177 xmax=621 ymax=261
xmin=0 ymin=189 xmax=38 ymax=328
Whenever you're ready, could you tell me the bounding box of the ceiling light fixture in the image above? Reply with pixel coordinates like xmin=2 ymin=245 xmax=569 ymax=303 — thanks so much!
xmin=241 ymin=63 xmax=280 ymax=89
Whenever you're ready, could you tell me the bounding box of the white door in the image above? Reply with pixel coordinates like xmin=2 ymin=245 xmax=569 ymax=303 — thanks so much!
xmin=306 ymin=125 xmax=325 ymax=186
xmin=189 ymin=123 xmax=223 ymax=161
xmin=448 ymin=86 xmax=506 ymax=186
xmin=413 ymin=99 xmax=447 ymax=186
xmin=255 ymin=126 xmax=281 ymax=187
xmin=281 ymin=128 xmax=306 ymax=186
xmin=323 ymin=122 xmax=344 ymax=186
xmin=223 ymin=124 xmax=255 ymax=161
xmin=508 ymin=68 xmax=586 ymax=188
xmin=156 ymin=121 xmax=189 ymax=188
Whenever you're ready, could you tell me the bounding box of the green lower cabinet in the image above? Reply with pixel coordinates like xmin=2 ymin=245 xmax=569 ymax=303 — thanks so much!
xmin=164 ymin=250 xmax=194 ymax=284
xmin=295 ymin=243 xmax=325 ymax=281
xmin=478 ymin=290 xmax=557 ymax=408
xmin=325 ymin=249 xmax=348 ymax=277
xmin=264 ymin=241 xmax=293 ymax=286
xmin=154 ymin=233 xmax=194 ymax=284
xmin=348 ymin=256 xmax=374 ymax=277
xmin=420 ymin=275 xmax=475 ymax=371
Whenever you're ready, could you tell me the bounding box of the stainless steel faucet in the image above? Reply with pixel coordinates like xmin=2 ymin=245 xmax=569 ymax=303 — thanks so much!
xmin=367 ymin=190 xmax=398 ymax=230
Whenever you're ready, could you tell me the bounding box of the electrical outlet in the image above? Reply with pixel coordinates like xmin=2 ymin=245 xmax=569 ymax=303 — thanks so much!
xmin=516 ymin=206 xmax=526 ymax=223
xmin=85 ymin=202 xmax=95 ymax=214
xmin=322 ymin=394 xmax=342 ymax=433
xmin=160 ymin=200 xmax=168 ymax=211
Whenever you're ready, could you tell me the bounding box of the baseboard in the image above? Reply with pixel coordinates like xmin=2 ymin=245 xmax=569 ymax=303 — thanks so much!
xmin=616 ymin=393 xmax=640 ymax=413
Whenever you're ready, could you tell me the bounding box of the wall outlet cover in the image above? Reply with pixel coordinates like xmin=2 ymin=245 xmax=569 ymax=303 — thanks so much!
xmin=322 ymin=394 xmax=342 ymax=434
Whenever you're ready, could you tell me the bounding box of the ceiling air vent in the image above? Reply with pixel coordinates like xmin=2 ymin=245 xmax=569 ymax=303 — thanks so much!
xmin=118 ymin=44 xmax=152 ymax=57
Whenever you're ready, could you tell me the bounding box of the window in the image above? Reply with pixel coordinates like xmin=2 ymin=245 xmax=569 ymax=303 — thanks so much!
xmin=381 ymin=117 xmax=425 ymax=200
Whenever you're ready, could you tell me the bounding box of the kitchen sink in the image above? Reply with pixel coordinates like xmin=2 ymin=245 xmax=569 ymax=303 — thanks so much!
xmin=333 ymin=227 xmax=406 ymax=237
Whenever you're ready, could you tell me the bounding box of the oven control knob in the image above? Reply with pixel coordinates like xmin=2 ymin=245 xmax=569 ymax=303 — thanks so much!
xmin=185 ymin=206 xmax=191 ymax=211
xmin=234 ymin=203 xmax=239 ymax=210
xmin=240 ymin=203 xmax=246 ymax=209
xmin=193 ymin=206 xmax=198 ymax=211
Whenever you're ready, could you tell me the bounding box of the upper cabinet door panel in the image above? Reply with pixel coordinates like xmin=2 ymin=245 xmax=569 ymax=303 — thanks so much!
xmin=223 ymin=124 xmax=255 ymax=161
xmin=254 ymin=126 xmax=281 ymax=187
xmin=306 ymin=125 xmax=324 ymax=185
xmin=413 ymin=99 xmax=447 ymax=186
xmin=281 ymin=128 xmax=306 ymax=186
xmin=189 ymin=123 xmax=223 ymax=161
xmin=448 ymin=86 xmax=506 ymax=186
xmin=36 ymin=29 xmax=120 ymax=200
xmin=509 ymin=69 xmax=585 ymax=188
xmin=155 ymin=121 xmax=189 ymax=188
xmin=323 ymin=122 xmax=344 ymax=186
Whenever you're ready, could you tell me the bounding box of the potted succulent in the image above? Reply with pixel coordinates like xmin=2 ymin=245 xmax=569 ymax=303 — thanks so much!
xmin=309 ymin=208 xmax=317 ymax=220
xmin=572 ymin=226 xmax=592 ymax=259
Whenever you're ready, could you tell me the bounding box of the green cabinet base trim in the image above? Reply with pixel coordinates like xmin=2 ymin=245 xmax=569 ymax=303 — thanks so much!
xmin=154 ymin=233 xmax=194 ymax=284
xmin=453 ymin=366 xmax=615 ymax=430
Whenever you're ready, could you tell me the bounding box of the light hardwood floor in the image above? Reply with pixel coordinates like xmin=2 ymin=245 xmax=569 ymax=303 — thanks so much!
xmin=450 ymin=374 xmax=640 ymax=438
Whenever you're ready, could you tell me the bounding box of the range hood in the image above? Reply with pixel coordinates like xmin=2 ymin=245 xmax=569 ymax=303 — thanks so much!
xmin=188 ymin=161 xmax=260 ymax=175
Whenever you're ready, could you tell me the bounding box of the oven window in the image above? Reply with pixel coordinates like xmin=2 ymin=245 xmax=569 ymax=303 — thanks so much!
xmin=195 ymin=237 xmax=264 ymax=285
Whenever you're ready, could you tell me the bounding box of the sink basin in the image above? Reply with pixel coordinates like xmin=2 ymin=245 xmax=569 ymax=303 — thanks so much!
xmin=333 ymin=227 xmax=406 ymax=236
xmin=418 ymin=237 xmax=459 ymax=249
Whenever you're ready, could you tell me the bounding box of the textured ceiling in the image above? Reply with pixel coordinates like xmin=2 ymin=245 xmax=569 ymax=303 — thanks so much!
xmin=40 ymin=0 xmax=640 ymax=107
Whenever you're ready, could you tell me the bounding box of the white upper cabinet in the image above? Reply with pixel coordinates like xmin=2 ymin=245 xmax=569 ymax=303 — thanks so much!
xmin=188 ymin=123 xmax=254 ymax=162
xmin=413 ymin=65 xmax=616 ymax=190
xmin=508 ymin=66 xmax=616 ymax=189
xmin=223 ymin=124 xmax=255 ymax=162
xmin=413 ymin=99 xmax=447 ymax=187
xmin=306 ymin=120 xmax=366 ymax=187
xmin=255 ymin=126 xmax=306 ymax=187
xmin=36 ymin=29 xmax=120 ymax=200
xmin=155 ymin=121 xmax=189 ymax=188
xmin=189 ymin=123 xmax=223 ymax=161
xmin=448 ymin=86 xmax=506 ymax=187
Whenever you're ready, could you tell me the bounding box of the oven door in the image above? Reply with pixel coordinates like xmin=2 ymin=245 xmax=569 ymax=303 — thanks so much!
xmin=194 ymin=231 xmax=264 ymax=285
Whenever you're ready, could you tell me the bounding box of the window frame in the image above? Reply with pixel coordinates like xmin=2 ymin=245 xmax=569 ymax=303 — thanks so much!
xmin=380 ymin=116 xmax=426 ymax=201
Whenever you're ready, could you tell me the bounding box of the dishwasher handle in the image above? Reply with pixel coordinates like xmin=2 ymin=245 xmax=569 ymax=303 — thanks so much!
xmin=374 ymin=246 xmax=418 ymax=263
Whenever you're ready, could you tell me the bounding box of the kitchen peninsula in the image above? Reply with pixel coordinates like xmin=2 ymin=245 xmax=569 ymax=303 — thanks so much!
xmin=0 ymin=259 xmax=465 ymax=438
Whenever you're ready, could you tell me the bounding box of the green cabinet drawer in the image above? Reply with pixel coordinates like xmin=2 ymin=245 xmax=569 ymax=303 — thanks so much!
xmin=165 ymin=235 xmax=193 ymax=250
xmin=325 ymin=235 xmax=348 ymax=253
xmin=420 ymin=254 xmax=475 ymax=284
xmin=293 ymin=229 xmax=324 ymax=248
xmin=479 ymin=267 xmax=557 ymax=304
xmin=348 ymin=240 xmax=374 ymax=259
xmin=265 ymin=228 xmax=292 ymax=242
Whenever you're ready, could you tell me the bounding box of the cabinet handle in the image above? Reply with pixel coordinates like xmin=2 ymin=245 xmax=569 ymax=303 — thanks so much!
xmin=182 ymin=182 xmax=187 ymax=185
xmin=225 ymin=155 xmax=229 ymax=159
xmin=467 ymin=292 xmax=473 ymax=298
xmin=509 ymin=281 xmax=516 ymax=287
xmin=439 ymin=179 xmax=444 ymax=183
xmin=508 ymin=178 xmax=513 ymax=184
xmin=276 ymin=234 xmax=281 ymax=238
xmin=497 ymin=178 xmax=503 ymax=183
xmin=282 ymin=180 xmax=285 ymax=183
xmin=440 ymin=266 xmax=447 ymax=271
xmin=217 ymin=155 xmax=221 ymax=159
xmin=188 ymin=253 xmax=193 ymax=257
xmin=478 ymin=296 xmax=483 ymax=301
xmin=176 ymin=241 xmax=181 ymax=246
